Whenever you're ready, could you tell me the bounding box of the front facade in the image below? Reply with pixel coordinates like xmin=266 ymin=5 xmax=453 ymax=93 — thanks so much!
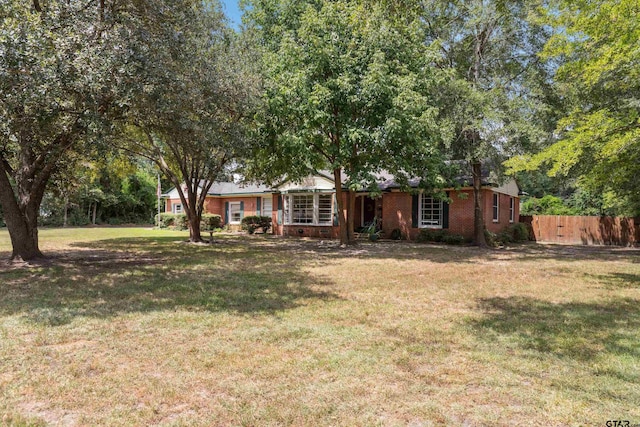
xmin=163 ymin=174 xmax=521 ymax=240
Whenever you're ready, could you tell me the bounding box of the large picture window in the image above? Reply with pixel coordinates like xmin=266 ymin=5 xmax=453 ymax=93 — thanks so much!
xmin=284 ymin=193 xmax=333 ymax=225
xmin=419 ymin=194 xmax=443 ymax=228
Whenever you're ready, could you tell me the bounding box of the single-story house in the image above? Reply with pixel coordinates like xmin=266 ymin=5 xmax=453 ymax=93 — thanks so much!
xmin=163 ymin=171 xmax=520 ymax=240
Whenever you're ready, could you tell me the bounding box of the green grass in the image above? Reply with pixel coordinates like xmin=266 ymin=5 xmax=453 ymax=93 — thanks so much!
xmin=1 ymin=227 xmax=639 ymax=426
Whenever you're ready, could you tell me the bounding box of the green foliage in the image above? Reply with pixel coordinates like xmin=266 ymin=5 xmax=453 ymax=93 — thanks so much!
xmin=417 ymin=229 xmax=447 ymax=243
xmin=201 ymin=214 xmax=223 ymax=232
xmin=241 ymin=216 xmax=272 ymax=234
xmin=521 ymin=195 xmax=577 ymax=216
xmin=441 ymin=234 xmax=465 ymax=245
xmin=416 ymin=229 xmax=465 ymax=245
xmin=247 ymin=0 xmax=448 ymax=243
xmin=486 ymin=223 xmax=531 ymax=247
xmin=505 ymin=0 xmax=640 ymax=217
xmin=508 ymin=223 xmax=530 ymax=242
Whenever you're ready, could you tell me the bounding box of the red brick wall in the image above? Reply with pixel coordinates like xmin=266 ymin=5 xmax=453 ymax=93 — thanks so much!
xmin=484 ymin=190 xmax=519 ymax=234
xmin=379 ymin=189 xmax=520 ymax=241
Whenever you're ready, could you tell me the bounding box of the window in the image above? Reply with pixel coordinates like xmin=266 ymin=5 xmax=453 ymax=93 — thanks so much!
xmin=419 ymin=194 xmax=443 ymax=228
xmin=229 ymin=202 xmax=242 ymax=224
xmin=262 ymin=197 xmax=272 ymax=218
xmin=492 ymin=193 xmax=499 ymax=222
xmin=509 ymin=197 xmax=515 ymax=223
xmin=284 ymin=193 xmax=333 ymax=225
xmin=318 ymin=194 xmax=332 ymax=224
xmin=173 ymin=203 xmax=183 ymax=214
xmin=291 ymin=195 xmax=314 ymax=224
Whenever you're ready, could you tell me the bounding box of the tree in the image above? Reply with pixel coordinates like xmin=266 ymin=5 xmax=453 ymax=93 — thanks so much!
xmin=505 ymin=0 xmax=640 ymax=216
xmin=123 ymin=2 xmax=258 ymax=242
xmin=422 ymin=0 xmax=556 ymax=245
xmin=0 ymin=0 xmax=161 ymax=260
xmin=247 ymin=0 xmax=447 ymax=245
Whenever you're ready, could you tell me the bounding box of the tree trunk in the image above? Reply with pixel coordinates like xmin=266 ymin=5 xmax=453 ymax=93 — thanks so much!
xmin=0 ymin=171 xmax=45 ymax=261
xmin=347 ymin=190 xmax=355 ymax=243
xmin=63 ymin=195 xmax=69 ymax=227
xmin=186 ymin=204 xmax=203 ymax=243
xmin=92 ymin=202 xmax=97 ymax=225
xmin=333 ymin=168 xmax=352 ymax=246
xmin=472 ymin=160 xmax=487 ymax=247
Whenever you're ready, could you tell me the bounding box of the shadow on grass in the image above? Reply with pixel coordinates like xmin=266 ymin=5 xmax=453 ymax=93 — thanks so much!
xmin=588 ymin=272 xmax=640 ymax=289
xmin=0 ymin=236 xmax=339 ymax=326
xmin=470 ymin=296 xmax=640 ymax=361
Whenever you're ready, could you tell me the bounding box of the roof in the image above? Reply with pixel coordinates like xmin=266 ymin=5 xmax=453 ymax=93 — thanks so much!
xmin=206 ymin=182 xmax=273 ymax=195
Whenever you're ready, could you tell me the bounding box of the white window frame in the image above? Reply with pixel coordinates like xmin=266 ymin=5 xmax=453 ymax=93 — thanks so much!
xmin=419 ymin=194 xmax=443 ymax=229
xmin=262 ymin=197 xmax=273 ymax=219
xmin=283 ymin=193 xmax=333 ymax=226
xmin=173 ymin=203 xmax=183 ymax=214
xmin=229 ymin=201 xmax=242 ymax=224
xmin=493 ymin=193 xmax=499 ymax=223
xmin=509 ymin=197 xmax=515 ymax=223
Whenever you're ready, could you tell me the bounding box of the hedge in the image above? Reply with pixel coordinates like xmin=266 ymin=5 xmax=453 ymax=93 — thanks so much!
xmin=155 ymin=213 xmax=222 ymax=232
xmin=241 ymin=215 xmax=272 ymax=234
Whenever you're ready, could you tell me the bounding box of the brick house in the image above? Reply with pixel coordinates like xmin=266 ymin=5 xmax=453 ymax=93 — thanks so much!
xmin=163 ymin=171 xmax=520 ymax=240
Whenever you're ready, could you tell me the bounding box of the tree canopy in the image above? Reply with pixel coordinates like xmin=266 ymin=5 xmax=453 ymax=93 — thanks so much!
xmin=505 ymin=0 xmax=640 ymax=216
xmin=247 ymin=0 xmax=448 ymax=244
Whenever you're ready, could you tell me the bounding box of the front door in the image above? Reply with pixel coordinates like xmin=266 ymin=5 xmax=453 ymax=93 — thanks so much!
xmin=362 ymin=197 xmax=376 ymax=227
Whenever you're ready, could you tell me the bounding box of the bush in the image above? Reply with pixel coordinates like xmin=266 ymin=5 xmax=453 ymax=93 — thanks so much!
xmin=442 ymin=234 xmax=465 ymax=245
xmin=484 ymin=229 xmax=498 ymax=247
xmin=174 ymin=214 xmax=187 ymax=230
xmin=417 ymin=229 xmax=465 ymax=245
xmin=508 ymin=222 xmax=530 ymax=242
xmin=155 ymin=213 xmax=187 ymax=230
xmin=201 ymin=214 xmax=222 ymax=232
xmin=417 ymin=228 xmax=447 ymax=243
xmin=108 ymin=218 xmax=122 ymax=225
xmin=241 ymin=216 xmax=272 ymax=234
xmin=156 ymin=213 xmax=177 ymax=228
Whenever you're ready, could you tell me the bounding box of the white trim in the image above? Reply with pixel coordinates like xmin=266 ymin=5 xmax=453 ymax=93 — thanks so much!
xmin=418 ymin=194 xmax=443 ymax=229
xmin=283 ymin=193 xmax=333 ymax=226
xmin=492 ymin=193 xmax=499 ymax=223
xmin=509 ymin=197 xmax=515 ymax=223
xmin=229 ymin=201 xmax=242 ymax=224
xmin=172 ymin=203 xmax=183 ymax=214
xmin=262 ymin=197 xmax=272 ymax=219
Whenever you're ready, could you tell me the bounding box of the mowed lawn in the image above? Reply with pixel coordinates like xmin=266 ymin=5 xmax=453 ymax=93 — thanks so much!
xmin=1 ymin=228 xmax=639 ymax=426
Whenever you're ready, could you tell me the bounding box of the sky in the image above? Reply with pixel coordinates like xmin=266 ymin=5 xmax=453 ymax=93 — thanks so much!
xmin=220 ymin=0 xmax=242 ymax=28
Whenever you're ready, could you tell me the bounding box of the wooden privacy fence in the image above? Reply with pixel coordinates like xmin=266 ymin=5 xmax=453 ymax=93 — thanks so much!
xmin=520 ymin=215 xmax=640 ymax=246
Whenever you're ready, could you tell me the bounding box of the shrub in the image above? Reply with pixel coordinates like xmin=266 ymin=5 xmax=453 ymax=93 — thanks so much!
xmin=417 ymin=228 xmax=447 ymax=243
xmin=174 ymin=214 xmax=187 ymax=230
xmin=241 ymin=216 xmax=272 ymax=234
xmin=156 ymin=213 xmax=177 ymax=228
xmin=201 ymin=214 xmax=222 ymax=232
xmin=484 ymin=229 xmax=498 ymax=247
xmin=417 ymin=229 xmax=465 ymax=245
xmin=442 ymin=234 xmax=465 ymax=245
xmin=108 ymin=218 xmax=122 ymax=225
xmin=511 ymin=222 xmax=530 ymax=242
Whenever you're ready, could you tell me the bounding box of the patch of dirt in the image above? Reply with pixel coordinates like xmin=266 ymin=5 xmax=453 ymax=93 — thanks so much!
xmin=18 ymin=402 xmax=78 ymax=427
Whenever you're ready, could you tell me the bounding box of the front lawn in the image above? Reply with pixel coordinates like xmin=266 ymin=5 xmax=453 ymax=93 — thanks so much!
xmin=1 ymin=228 xmax=639 ymax=425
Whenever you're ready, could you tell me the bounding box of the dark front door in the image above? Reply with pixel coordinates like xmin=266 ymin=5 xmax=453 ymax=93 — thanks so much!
xmin=362 ymin=197 xmax=375 ymax=226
